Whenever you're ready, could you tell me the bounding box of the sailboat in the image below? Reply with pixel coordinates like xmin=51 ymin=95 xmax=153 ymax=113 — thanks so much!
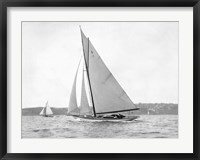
xmin=40 ymin=101 xmax=54 ymax=117
xmin=67 ymin=28 xmax=139 ymax=121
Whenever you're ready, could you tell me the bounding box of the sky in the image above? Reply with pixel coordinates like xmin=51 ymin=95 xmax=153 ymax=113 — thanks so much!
xmin=22 ymin=22 xmax=178 ymax=108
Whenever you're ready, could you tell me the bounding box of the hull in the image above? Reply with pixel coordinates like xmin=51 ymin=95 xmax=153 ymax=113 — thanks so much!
xmin=44 ymin=115 xmax=54 ymax=117
xmin=72 ymin=115 xmax=139 ymax=121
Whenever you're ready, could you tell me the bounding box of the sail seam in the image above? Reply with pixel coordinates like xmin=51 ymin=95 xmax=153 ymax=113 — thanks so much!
xmin=102 ymin=73 xmax=112 ymax=84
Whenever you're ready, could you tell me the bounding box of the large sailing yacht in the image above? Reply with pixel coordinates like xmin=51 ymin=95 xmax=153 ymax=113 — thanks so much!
xmin=67 ymin=28 xmax=139 ymax=121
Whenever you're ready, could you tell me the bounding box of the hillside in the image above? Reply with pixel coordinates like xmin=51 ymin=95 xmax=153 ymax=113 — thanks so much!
xmin=22 ymin=107 xmax=68 ymax=116
xmin=22 ymin=103 xmax=178 ymax=116
xmin=130 ymin=103 xmax=178 ymax=115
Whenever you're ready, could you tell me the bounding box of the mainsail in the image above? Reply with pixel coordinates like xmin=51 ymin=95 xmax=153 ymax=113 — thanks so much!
xmin=79 ymin=65 xmax=91 ymax=115
xmin=67 ymin=59 xmax=81 ymax=115
xmin=80 ymin=29 xmax=138 ymax=114
xmin=45 ymin=102 xmax=53 ymax=115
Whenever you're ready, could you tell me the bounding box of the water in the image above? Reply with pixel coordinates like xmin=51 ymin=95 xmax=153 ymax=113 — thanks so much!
xmin=22 ymin=115 xmax=178 ymax=138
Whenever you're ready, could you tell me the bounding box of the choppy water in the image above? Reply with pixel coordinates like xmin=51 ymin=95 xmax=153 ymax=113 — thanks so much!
xmin=22 ymin=115 xmax=178 ymax=138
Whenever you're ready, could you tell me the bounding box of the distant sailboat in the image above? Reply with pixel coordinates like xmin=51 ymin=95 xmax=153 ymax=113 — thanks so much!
xmin=67 ymin=28 xmax=139 ymax=121
xmin=40 ymin=101 xmax=54 ymax=117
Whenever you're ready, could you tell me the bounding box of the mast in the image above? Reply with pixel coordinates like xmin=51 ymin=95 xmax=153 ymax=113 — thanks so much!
xmin=87 ymin=38 xmax=96 ymax=117
xmin=44 ymin=101 xmax=48 ymax=116
xmin=80 ymin=28 xmax=96 ymax=117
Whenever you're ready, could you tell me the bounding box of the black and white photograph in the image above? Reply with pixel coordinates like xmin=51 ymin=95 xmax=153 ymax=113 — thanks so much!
xmin=22 ymin=22 xmax=178 ymax=138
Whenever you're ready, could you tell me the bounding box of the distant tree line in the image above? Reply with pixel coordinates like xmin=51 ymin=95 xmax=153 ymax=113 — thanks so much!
xmin=22 ymin=103 xmax=178 ymax=116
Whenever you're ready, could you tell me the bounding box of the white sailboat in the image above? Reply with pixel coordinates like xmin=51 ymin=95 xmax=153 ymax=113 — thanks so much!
xmin=67 ymin=28 xmax=139 ymax=121
xmin=40 ymin=101 xmax=54 ymax=117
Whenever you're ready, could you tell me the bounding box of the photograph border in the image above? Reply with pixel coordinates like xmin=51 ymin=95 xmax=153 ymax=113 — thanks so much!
xmin=0 ymin=0 xmax=199 ymax=159
xmin=20 ymin=20 xmax=179 ymax=139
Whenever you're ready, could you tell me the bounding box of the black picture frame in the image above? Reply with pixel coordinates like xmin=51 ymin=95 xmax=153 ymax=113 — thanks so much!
xmin=0 ymin=0 xmax=199 ymax=159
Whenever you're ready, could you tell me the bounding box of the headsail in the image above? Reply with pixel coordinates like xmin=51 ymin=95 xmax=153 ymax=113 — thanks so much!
xmin=39 ymin=107 xmax=45 ymax=115
xmin=81 ymin=30 xmax=138 ymax=114
xmin=68 ymin=58 xmax=81 ymax=115
xmin=79 ymin=64 xmax=91 ymax=115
